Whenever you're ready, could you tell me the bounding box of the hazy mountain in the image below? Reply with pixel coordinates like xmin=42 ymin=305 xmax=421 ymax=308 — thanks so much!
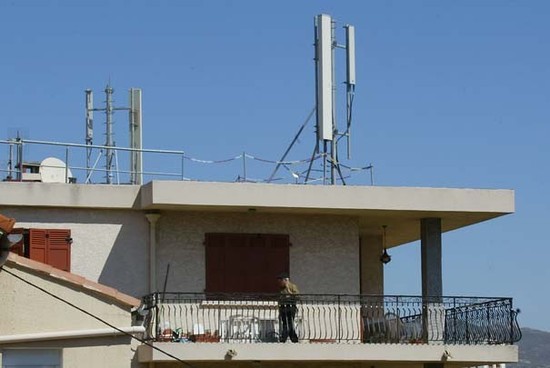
xmin=509 ymin=327 xmax=550 ymax=368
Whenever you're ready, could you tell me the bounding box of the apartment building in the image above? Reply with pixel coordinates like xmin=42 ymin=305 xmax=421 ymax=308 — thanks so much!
xmin=0 ymin=180 xmax=521 ymax=368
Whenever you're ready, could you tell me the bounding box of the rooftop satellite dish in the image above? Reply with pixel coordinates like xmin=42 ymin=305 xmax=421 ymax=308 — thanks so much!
xmin=40 ymin=157 xmax=73 ymax=183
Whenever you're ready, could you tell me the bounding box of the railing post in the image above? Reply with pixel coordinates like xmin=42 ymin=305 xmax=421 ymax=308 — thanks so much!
xmin=337 ymin=295 xmax=341 ymax=343
xmin=465 ymin=304 xmax=470 ymax=344
xmin=154 ymin=292 xmax=160 ymax=341
xmin=65 ymin=146 xmax=70 ymax=183
xmin=509 ymin=298 xmax=514 ymax=344
xmin=242 ymin=152 xmax=247 ymax=182
xmin=452 ymin=297 xmax=457 ymax=343
xmin=396 ymin=296 xmax=400 ymax=342
xmin=181 ymin=153 xmax=189 ymax=181
xmin=486 ymin=301 xmax=491 ymax=343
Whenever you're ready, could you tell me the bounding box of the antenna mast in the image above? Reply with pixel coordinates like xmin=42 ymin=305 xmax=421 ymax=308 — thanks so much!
xmin=84 ymin=84 xmax=143 ymax=184
xmin=312 ymin=14 xmax=356 ymax=185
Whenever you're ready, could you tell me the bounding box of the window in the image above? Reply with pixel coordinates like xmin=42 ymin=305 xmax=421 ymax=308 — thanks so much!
xmin=2 ymin=349 xmax=61 ymax=368
xmin=9 ymin=228 xmax=71 ymax=272
xmin=205 ymin=233 xmax=289 ymax=293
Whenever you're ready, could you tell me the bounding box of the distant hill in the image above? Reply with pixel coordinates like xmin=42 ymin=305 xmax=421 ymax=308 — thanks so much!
xmin=509 ymin=327 xmax=550 ymax=368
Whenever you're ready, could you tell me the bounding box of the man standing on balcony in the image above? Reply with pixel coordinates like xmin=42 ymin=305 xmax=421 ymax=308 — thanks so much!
xmin=277 ymin=273 xmax=299 ymax=343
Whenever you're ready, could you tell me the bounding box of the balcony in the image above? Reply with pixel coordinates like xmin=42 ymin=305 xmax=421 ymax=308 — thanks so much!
xmin=137 ymin=292 xmax=521 ymax=365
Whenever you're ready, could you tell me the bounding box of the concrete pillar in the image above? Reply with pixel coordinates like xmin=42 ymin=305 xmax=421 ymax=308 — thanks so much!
xmin=359 ymin=234 xmax=384 ymax=295
xmin=421 ymin=218 xmax=442 ymax=298
xmin=145 ymin=213 xmax=161 ymax=294
xmin=421 ymin=218 xmax=444 ymax=343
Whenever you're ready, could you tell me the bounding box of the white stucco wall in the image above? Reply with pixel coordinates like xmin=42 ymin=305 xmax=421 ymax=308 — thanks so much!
xmin=0 ymin=264 xmax=140 ymax=368
xmin=156 ymin=212 xmax=360 ymax=295
xmin=1 ymin=207 xmax=149 ymax=297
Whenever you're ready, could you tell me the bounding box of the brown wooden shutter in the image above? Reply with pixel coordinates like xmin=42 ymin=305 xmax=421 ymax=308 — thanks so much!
xmin=205 ymin=233 xmax=226 ymax=293
xmin=29 ymin=229 xmax=48 ymax=264
xmin=29 ymin=228 xmax=71 ymax=272
xmin=205 ymin=233 xmax=289 ymax=293
xmin=47 ymin=229 xmax=71 ymax=272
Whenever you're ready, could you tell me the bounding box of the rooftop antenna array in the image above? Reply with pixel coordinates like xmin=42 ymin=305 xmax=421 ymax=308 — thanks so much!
xmin=268 ymin=14 xmax=357 ymax=185
xmin=311 ymin=14 xmax=356 ymax=185
xmin=85 ymin=85 xmax=143 ymax=184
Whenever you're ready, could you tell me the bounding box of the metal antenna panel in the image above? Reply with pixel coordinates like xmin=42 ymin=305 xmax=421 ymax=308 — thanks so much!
xmin=312 ymin=14 xmax=357 ymax=184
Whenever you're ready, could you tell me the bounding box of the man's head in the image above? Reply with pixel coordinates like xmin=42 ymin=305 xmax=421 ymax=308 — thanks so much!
xmin=277 ymin=273 xmax=290 ymax=287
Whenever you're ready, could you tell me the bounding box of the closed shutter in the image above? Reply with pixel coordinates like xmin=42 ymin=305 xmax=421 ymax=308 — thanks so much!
xmin=205 ymin=233 xmax=289 ymax=293
xmin=47 ymin=229 xmax=71 ymax=272
xmin=205 ymin=233 xmax=227 ymax=293
xmin=29 ymin=229 xmax=48 ymax=264
xmin=29 ymin=228 xmax=71 ymax=271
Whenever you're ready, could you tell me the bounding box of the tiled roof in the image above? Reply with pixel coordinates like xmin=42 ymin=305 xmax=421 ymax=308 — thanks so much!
xmin=4 ymin=253 xmax=141 ymax=308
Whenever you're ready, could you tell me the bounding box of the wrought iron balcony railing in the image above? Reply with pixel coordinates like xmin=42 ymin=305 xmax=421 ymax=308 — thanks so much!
xmin=141 ymin=292 xmax=521 ymax=345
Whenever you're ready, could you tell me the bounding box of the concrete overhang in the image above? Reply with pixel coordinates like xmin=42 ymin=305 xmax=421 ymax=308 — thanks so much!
xmin=0 ymin=182 xmax=141 ymax=209
xmin=141 ymin=181 xmax=515 ymax=246
xmin=0 ymin=181 xmax=514 ymax=247
xmin=137 ymin=342 xmax=518 ymax=365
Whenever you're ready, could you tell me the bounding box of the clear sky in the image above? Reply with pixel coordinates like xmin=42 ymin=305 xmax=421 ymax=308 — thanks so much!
xmin=1 ymin=1 xmax=549 ymax=331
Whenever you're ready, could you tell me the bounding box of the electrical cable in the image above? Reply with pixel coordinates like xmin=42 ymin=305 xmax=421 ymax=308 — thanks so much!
xmin=0 ymin=266 xmax=193 ymax=368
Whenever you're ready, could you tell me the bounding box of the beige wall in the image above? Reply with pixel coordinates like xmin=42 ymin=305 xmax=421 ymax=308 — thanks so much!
xmin=2 ymin=207 xmax=369 ymax=297
xmin=157 ymin=212 xmax=361 ymax=295
xmin=0 ymin=265 xmax=132 ymax=334
xmin=0 ymin=265 xmax=139 ymax=368
xmin=1 ymin=206 xmax=149 ymax=297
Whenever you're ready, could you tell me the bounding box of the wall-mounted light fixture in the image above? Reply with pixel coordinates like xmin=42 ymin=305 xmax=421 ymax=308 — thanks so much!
xmin=380 ymin=225 xmax=391 ymax=264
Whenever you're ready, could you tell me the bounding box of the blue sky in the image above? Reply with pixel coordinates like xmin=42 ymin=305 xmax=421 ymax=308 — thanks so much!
xmin=1 ymin=1 xmax=549 ymax=331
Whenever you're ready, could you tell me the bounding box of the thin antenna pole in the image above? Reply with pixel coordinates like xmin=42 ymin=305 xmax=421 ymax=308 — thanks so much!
xmin=105 ymin=84 xmax=114 ymax=184
xmin=7 ymin=140 xmax=13 ymax=180
xmin=85 ymin=89 xmax=94 ymax=181
xmin=330 ymin=18 xmax=337 ymax=185
xmin=16 ymin=134 xmax=23 ymax=182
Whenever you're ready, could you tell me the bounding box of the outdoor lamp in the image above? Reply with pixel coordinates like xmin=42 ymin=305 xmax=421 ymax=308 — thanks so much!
xmin=380 ymin=225 xmax=391 ymax=264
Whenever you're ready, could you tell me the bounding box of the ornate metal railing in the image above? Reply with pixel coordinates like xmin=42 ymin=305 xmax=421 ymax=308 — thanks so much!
xmin=141 ymin=293 xmax=521 ymax=345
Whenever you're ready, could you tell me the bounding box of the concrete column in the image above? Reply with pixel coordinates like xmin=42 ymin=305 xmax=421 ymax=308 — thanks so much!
xmin=145 ymin=213 xmax=161 ymax=294
xmin=421 ymin=218 xmax=442 ymax=298
xmin=359 ymin=234 xmax=384 ymax=295
xmin=421 ymin=218 xmax=443 ymax=343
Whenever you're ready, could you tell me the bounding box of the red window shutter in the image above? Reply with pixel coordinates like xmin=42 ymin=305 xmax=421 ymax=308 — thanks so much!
xmin=29 ymin=228 xmax=71 ymax=272
xmin=47 ymin=229 xmax=71 ymax=272
xmin=29 ymin=229 xmax=48 ymax=264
